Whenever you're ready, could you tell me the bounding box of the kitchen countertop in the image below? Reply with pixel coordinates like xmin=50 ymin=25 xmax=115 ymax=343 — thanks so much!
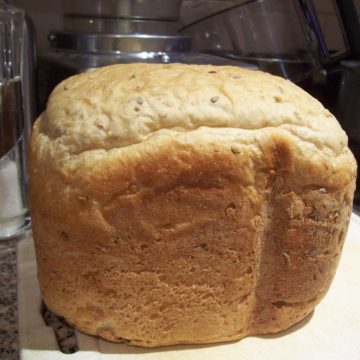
xmin=0 ymin=236 xmax=21 ymax=360
xmin=2 ymin=207 xmax=360 ymax=360
xmin=0 ymin=227 xmax=32 ymax=360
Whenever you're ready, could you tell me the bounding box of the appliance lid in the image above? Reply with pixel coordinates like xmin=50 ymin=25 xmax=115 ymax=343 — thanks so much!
xmin=48 ymin=31 xmax=191 ymax=53
xmin=62 ymin=0 xmax=183 ymax=21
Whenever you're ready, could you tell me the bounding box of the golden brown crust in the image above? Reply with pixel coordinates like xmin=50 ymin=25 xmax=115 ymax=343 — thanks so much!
xmin=29 ymin=64 xmax=356 ymax=347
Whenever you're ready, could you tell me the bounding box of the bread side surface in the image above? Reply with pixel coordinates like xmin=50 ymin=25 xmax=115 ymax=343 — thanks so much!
xmin=29 ymin=64 xmax=357 ymax=347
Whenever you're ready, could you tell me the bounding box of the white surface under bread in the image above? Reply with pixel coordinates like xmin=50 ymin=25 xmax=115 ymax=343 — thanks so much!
xmin=18 ymin=214 xmax=360 ymax=360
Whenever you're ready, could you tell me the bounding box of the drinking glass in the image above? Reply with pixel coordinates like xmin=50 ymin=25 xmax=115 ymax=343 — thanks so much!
xmin=0 ymin=0 xmax=33 ymax=239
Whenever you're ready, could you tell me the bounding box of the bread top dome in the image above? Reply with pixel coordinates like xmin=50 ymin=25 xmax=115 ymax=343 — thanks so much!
xmin=32 ymin=63 xmax=356 ymax=192
xmin=39 ymin=63 xmax=347 ymax=154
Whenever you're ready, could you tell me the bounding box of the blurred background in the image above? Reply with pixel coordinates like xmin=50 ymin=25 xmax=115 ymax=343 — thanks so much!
xmin=9 ymin=0 xmax=355 ymax=52
xmin=4 ymin=0 xmax=360 ymax=206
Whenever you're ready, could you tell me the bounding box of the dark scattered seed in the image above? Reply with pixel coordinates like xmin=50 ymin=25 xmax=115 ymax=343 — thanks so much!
xmin=210 ymin=96 xmax=219 ymax=103
xmin=77 ymin=195 xmax=88 ymax=202
xmin=128 ymin=183 xmax=138 ymax=194
xmin=231 ymin=145 xmax=241 ymax=154
xmin=225 ymin=203 xmax=236 ymax=216
xmin=272 ymin=301 xmax=287 ymax=309
xmin=61 ymin=231 xmax=69 ymax=241
xmin=208 ymin=70 xmax=217 ymax=74
xmin=197 ymin=243 xmax=208 ymax=250
xmin=294 ymin=111 xmax=302 ymax=120
xmin=136 ymin=97 xmax=143 ymax=105
xmin=130 ymin=74 xmax=136 ymax=79
xmin=134 ymin=106 xmax=140 ymax=112
xmin=282 ymin=252 xmax=290 ymax=266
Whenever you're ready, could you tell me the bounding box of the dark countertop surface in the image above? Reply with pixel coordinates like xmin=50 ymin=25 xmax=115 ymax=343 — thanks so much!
xmin=0 ymin=236 xmax=22 ymax=360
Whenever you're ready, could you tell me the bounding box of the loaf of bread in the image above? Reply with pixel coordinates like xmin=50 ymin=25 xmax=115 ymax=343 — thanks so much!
xmin=29 ymin=64 xmax=356 ymax=347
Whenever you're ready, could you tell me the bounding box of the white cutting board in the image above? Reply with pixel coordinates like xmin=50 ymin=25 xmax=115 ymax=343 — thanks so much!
xmin=18 ymin=215 xmax=360 ymax=360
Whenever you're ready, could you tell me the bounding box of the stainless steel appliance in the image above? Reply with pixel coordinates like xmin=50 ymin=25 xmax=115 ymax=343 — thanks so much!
xmin=62 ymin=0 xmax=183 ymax=34
xmin=180 ymin=0 xmax=349 ymax=82
xmin=37 ymin=0 xmax=256 ymax=112
xmin=37 ymin=0 xmax=360 ymax=202
xmin=336 ymin=0 xmax=360 ymax=56
xmin=336 ymin=61 xmax=360 ymax=205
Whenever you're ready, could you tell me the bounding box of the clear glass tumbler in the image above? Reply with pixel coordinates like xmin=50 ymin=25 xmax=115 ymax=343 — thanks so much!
xmin=0 ymin=1 xmax=31 ymax=239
